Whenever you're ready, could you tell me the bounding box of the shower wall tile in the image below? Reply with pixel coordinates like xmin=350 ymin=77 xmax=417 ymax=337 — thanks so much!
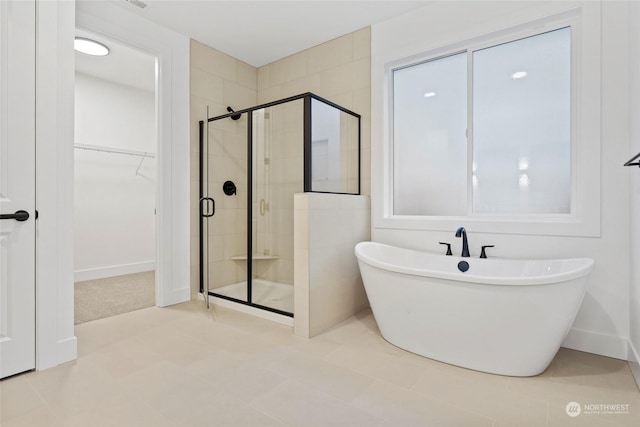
xmin=360 ymin=117 xmax=371 ymax=150
xmin=294 ymin=193 xmax=371 ymax=339
xmin=191 ymin=40 xmax=237 ymax=82
xmin=353 ymin=27 xmax=371 ymax=61
xmin=191 ymin=26 xmax=370 ymax=295
xmin=209 ymin=260 xmax=237 ymax=289
xmin=307 ymin=192 xmax=341 ymax=210
xmin=236 ymin=60 xmax=258 ymax=91
xmin=257 ymin=66 xmax=270 ymax=91
xmin=190 ymin=68 xmax=224 ymax=102
xmin=223 ymin=81 xmax=256 ymax=111
xmin=210 ymin=237 xmax=225 ymax=263
xmin=282 ymin=74 xmax=322 ymax=98
xmin=257 ymin=27 xmax=371 ymax=196
xmin=190 ymin=39 xmax=258 ymax=295
xmin=353 ymin=87 xmax=371 ymax=120
xmin=293 ymin=247 xmax=310 ymax=337
xmin=269 ymin=52 xmax=308 ymax=87
xmin=321 ymin=59 xmax=370 ymax=97
xmin=257 ymin=85 xmax=282 ymax=105
xmin=307 ymin=33 xmax=354 ymax=74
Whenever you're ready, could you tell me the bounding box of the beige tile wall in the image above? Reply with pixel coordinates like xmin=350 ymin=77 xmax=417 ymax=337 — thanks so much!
xmin=258 ymin=27 xmax=371 ymax=196
xmin=256 ymin=27 xmax=371 ymax=291
xmin=252 ymin=100 xmax=304 ymax=285
xmin=190 ymin=27 xmax=371 ymax=297
xmin=190 ymin=40 xmax=257 ymax=296
xmin=293 ymin=193 xmax=371 ymax=338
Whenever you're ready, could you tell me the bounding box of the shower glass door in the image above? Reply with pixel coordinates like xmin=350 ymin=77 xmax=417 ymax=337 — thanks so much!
xmin=201 ymin=108 xmax=248 ymax=305
xmin=250 ymin=100 xmax=303 ymax=315
xmin=200 ymin=93 xmax=359 ymax=318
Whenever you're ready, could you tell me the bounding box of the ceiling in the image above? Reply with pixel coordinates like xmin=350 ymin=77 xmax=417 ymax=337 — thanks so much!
xmin=113 ymin=0 xmax=431 ymax=67
xmin=75 ymin=28 xmax=156 ymax=92
xmin=76 ymin=0 xmax=431 ymax=91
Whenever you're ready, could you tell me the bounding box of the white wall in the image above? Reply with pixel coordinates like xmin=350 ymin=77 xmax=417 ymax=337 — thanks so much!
xmin=74 ymin=73 xmax=156 ymax=281
xmin=372 ymin=1 xmax=631 ymax=359
xmin=76 ymin=0 xmax=190 ymax=307
xmin=629 ymin=0 xmax=640 ymax=384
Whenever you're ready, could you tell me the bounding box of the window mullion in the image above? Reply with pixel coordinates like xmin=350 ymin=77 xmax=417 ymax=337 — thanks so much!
xmin=466 ymin=49 xmax=474 ymax=216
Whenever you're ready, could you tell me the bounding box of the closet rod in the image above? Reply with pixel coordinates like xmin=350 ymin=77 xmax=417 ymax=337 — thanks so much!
xmin=74 ymin=143 xmax=156 ymax=158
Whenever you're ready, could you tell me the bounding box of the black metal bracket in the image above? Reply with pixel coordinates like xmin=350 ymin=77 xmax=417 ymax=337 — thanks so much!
xmin=624 ymin=152 xmax=640 ymax=167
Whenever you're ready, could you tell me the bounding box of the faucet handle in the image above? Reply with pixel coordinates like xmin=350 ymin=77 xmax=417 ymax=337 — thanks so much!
xmin=439 ymin=242 xmax=453 ymax=256
xmin=480 ymin=245 xmax=494 ymax=259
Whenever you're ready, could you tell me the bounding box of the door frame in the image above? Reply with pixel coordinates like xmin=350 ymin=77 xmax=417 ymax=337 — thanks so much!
xmin=75 ymin=3 xmax=190 ymax=308
xmin=35 ymin=0 xmax=190 ymax=371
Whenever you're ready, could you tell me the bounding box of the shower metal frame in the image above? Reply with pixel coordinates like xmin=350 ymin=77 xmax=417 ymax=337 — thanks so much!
xmin=199 ymin=92 xmax=361 ymax=317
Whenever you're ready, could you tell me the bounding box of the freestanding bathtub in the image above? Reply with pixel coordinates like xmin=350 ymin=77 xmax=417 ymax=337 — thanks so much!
xmin=355 ymin=241 xmax=594 ymax=376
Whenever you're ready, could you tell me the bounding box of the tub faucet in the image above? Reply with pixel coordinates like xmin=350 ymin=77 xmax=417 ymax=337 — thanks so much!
xmin=455 ymin=227 xmax=470 ymax=257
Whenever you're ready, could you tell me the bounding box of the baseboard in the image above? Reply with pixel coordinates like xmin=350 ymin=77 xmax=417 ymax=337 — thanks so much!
xmin=628 ymin=340 xmax=640 ymax=390
xmin=562 ymin=327 xmax=628 ymax=360
xmin=157 ymin=286 xmax=191 ymax=307
xmin=74 ymin=261 xmax=155 ymax=282
xmin=57 ymin=336 xmax=77 ymax=364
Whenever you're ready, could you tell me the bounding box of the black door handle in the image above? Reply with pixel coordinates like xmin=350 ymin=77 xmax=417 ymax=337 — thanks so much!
xmin=0 ymin=210 xmax=29 ymax=221
xmin=199 ymin=197 xmax=215 ymax=218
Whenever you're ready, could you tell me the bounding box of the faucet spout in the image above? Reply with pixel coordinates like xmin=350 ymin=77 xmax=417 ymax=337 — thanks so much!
xmin=455 ymin=227 xmax=470 ymax=258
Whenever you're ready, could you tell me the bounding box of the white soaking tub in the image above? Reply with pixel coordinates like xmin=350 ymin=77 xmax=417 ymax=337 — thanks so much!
xmin=355 ymin=241 xmax=594 ymax=376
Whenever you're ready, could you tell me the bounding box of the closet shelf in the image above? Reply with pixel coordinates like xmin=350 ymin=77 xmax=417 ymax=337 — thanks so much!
xmin=230 ymin=254 xmax=279 ymax=261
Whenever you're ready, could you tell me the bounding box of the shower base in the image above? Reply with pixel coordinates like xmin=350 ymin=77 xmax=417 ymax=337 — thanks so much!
xmin=208 ymin=279 xmax=294 ymax=326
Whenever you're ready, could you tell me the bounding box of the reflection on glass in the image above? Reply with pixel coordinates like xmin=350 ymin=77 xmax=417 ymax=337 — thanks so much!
xmin=250 ymin=100 xmax=303 ymax=314
xmin=310 ymin=99 xmax=359 ymax=194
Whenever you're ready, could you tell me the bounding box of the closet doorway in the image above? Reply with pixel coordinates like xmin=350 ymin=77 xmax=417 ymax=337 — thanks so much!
xmin=73 ymin=29 xmax=158 ymax=324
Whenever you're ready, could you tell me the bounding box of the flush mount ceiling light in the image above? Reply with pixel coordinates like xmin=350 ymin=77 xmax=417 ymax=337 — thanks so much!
xmin=511 ymin=71 xmax=528 ymax=80
xmin=423 ymin=91 xmax=436 ymax=98
xmin=74 ymin=37 xmax=110 ymax=56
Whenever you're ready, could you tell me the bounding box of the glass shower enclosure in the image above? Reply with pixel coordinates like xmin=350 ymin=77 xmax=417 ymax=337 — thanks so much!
xmin=199 ymin=93 xmax=360 ymax=317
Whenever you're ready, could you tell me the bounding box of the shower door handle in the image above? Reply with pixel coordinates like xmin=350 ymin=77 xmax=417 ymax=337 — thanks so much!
xmin=200 ymin=197 xmax=215 ymax=217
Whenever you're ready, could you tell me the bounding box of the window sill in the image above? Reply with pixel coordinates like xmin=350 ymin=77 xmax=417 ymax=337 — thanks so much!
xmin=373 ymin=213 xmax=600 ymax=238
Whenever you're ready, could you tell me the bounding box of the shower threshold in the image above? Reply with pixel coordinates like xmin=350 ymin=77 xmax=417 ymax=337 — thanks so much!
xmin=208 ymin=279 xmax=294 ymax=326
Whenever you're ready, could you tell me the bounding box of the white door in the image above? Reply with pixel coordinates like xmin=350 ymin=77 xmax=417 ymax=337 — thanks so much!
xmin=0 ymin=0 xmax=36 ymax=379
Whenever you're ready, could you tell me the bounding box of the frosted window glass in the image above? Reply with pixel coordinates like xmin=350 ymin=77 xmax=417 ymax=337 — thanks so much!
xmin=393 ymin=53 xmax=467 ymax=215
xmin=472 ymin=28 xmax=571 ymax=214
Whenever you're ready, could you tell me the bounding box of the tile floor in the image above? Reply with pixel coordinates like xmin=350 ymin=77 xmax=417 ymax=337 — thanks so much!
xmin=1 ymin=301 xmax=638 ymax=426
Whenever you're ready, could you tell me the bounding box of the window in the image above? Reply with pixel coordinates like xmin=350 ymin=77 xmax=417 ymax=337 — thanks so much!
xmin=392 ymin=26 xmax=572 ymax=217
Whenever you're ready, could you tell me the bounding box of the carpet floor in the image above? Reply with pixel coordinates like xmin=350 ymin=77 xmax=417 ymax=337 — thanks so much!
xmin=74 ymin=271 xmax=155 ymax=325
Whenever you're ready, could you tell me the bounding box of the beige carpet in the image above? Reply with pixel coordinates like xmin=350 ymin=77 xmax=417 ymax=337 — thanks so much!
xmin=74 ymin=271 xmax=155 ymax=325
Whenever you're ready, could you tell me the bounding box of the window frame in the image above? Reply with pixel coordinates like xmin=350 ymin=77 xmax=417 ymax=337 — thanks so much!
xmin=379 ymin=10 xmax=600 ymax=237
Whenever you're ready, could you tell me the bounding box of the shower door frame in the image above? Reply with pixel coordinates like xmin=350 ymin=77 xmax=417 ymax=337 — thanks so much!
xmin=199 ymin=92 xmax=361 ymax=317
